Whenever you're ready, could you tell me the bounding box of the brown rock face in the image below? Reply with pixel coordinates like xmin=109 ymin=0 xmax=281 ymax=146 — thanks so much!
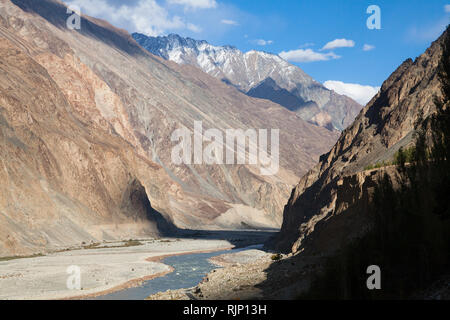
xmin=273 ymin=28 xmax=448 ymax=253
xmin=0 ymin=0 xmax=338 ymax=255
xmin=0 ymin=34 xmax=176 ymax=256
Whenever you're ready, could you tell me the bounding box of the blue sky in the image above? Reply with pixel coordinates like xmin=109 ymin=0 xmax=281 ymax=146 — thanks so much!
xmin=64 ymin=0 xmax=450 ymax=103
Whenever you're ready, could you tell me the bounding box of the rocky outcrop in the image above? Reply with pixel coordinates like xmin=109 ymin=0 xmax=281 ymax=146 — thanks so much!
xmin=0 ymin=0 xmax=338 ymax=255
xmin=287 ymin=168 xmax=400 ymax=255
xmin=133 ymin=33 xmax=363 ymax=131
xmin=273 ymin=28 xmax=448 ymax=253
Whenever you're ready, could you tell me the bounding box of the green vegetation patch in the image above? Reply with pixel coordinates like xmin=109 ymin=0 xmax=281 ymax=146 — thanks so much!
xmin=364 ymin=146 xmax=418 ymax=171
xmin=0 ymin=253 xmax=45 ymax=262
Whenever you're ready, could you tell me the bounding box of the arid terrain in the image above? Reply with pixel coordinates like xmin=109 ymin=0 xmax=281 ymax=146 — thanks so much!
xmin=273 ymin=26 xmax=447 ymax=254
xmin=0 ymin=0 xmax=338 ymax=257
xmin=0 ymin=230 xmax=273 ymax=300
xmin=1 ymin=0 xmax=448 ymax=301
xmin=149 ymin=27 xmax=450 ymax=300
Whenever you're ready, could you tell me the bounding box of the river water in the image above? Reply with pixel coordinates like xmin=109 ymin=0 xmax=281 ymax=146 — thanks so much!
xmin=93 ymin=244 xmax=263 ymax=300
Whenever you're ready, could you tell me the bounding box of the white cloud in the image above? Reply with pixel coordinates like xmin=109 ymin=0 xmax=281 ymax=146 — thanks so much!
xmin=279 ymin=49 xmax=340 ymax=63
xmin=363 ymin=44 xmax=375 ymax=51
xmin=445 ymin=4 xmax=450 ymax=13
xmin=322 ymin=38 xmax=355 ymax=50
xmin=324 ymin=80 xmax=380 ymax=105
xmin=255 ymin=39 xmax=273 ymax=46
xmin=221 ymin=19 xmax=239 ymax=25
xmin=166 ymin=0 xmax=217 ymax=9
xmin=64 ymin=0 xmax=202 ymax=36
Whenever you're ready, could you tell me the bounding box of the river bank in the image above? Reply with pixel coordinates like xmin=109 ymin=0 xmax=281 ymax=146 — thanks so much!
xmin=147 ymin=248 xmax=324 ymax=300
xmin=0 ymin=231 xmax=273 ymax=300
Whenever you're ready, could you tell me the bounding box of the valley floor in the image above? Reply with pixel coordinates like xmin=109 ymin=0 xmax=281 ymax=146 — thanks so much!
xmin=2 ymin=230 xmax=446 ymax=300
xmin=0 ymin=235 xmax=245 ymax=300
xmin=147 ymin=250 xmax=450 ymax=300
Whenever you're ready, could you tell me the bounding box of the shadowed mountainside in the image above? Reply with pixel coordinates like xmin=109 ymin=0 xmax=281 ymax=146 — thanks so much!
xmin=272 ymin=27 xmax=449 ymax=254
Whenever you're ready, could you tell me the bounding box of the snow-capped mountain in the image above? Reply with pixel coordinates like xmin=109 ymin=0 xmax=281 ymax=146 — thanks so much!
xmin=133 ymin=33 xmax=363 ymax=131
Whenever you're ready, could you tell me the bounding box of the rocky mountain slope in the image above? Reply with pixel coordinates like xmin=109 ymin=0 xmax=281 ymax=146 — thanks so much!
xmin=0 ymin=0 xmax=338 ymax=256
xmin=0 ymin=28 xmax=175 ymax=256
xmin=133 ymin=33 xmax=363 ymax=131
xmin=148 ymin=28 xmax=450 ymax=301
xmin=273 ymin=27 xmax=448 ymax=254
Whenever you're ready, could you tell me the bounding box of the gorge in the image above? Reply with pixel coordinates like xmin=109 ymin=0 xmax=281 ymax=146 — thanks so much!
xmin=0 ymin=0 xmax=449 ymax=301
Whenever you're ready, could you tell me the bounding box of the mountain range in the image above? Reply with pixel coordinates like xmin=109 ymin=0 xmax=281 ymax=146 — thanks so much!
xmin=0 ymin=0 xmax=338 ymax=256
xmin=133 ymin=33 xmax=363 ymax=131
xmin=0 ymin=0 xmax=448 ymax=300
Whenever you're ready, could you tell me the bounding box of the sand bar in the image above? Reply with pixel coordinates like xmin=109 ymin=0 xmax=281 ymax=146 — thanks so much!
xmin=0 ymin=238 xmax=234 ymax=300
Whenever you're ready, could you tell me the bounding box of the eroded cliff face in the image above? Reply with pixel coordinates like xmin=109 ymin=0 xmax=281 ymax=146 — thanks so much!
xmin=288 ymin=168 xmax=403 ymax=255
xmin=0 ymin=35 xmax=180 ymax=256
xmin=274 ymin=29 xmax=448 ymax=253
xmin=0 ymin=0 xmax=339 ymax=255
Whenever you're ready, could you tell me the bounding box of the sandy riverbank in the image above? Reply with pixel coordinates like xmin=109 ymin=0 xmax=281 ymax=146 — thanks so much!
xmin=147 ymin=248 xmax=274 ymax=300
xmin=0 ymin=238 xmax=234 ymax=300
xmin=147 ymin=248 xmax=324 ymax=300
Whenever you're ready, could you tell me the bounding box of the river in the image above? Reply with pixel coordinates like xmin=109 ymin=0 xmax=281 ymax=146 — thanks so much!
xmin=93 ymin=244 xmax=263 ymax=300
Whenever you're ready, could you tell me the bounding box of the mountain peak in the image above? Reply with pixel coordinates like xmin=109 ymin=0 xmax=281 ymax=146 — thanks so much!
xmin=134 ymin=33 xmax=363 ymax=131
